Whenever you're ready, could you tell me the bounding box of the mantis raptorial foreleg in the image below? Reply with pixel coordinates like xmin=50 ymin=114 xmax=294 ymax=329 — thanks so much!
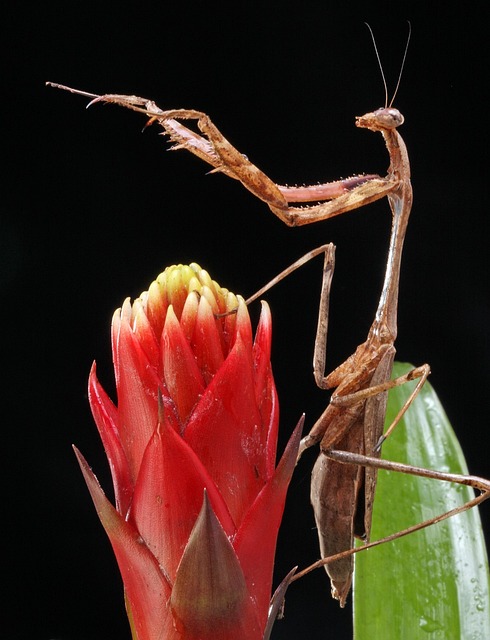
xmin=46 ymin=82 xmax=394 ymax=227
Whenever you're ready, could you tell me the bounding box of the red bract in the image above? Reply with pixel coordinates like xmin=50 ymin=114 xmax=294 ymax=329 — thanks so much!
xmin=77 ymin=263 xmax=301 ymax=640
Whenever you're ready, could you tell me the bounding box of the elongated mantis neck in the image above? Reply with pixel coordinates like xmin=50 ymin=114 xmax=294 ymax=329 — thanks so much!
xmin=371 ymin=127 xmax=412 ymax=344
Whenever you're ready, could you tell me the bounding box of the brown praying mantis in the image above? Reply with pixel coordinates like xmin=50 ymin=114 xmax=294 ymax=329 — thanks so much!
xmin=47 ymin=64 xmax=490 ymax=609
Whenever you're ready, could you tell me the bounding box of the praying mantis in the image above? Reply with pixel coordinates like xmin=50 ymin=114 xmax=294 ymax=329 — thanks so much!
xmin=47 ymin=67 xmax=490 ymax=611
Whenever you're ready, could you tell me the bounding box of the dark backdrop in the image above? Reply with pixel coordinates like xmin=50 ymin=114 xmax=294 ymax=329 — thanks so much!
xmin=3 ymin=2 xmax=489 ymax=639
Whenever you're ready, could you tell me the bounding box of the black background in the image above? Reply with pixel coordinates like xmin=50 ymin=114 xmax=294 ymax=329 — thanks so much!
xmin=3 ymin=2 xmax=489 ymax=639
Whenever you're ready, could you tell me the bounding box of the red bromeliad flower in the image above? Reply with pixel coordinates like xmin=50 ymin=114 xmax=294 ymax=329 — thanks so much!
xmin=76 ymin=263 xmax=301 ymax=640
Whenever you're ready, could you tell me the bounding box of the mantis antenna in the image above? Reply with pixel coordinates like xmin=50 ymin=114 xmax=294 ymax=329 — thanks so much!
xmin=365 ymin=21 xmax=412 ymax=108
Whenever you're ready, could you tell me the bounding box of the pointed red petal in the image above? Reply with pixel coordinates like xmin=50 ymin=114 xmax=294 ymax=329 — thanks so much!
xmin=164 ymin=266 xmax=190 ymax=319
xmin=115 ymin=311 xmax=161 ymax=484
xmin=220 ymin=291 xmax=238 ymax=354
xmin=233 ymin=417 xmax=303 ymax=619
xmin=131 ymin=297 xmax=160 ymax=370
xmin=88 ymin=362 xmax=132 ymax=516
xmin=191 ymin=294 xmax=224 ymax=384
xmin=162 ymin=305 xmax=205 ymax=426
xmin=179 ymin=288 xmax=199 ymax=344
xmin=234 ymin=298 xmax=253 ymax=352
xmin=131 ymin=419 xmax=236 ymax=582
xmin=252 ymin=302 xmax=273 ymax=403
xmin=111 ymin=304 xmax=123 ymax=389
xmin=73 ymin=447 xmax=177 ymax=640
xmin=184 ymin=334 xmax=265 ymax=526
xmin=171 ymin=493 xmax=262 ymax=640
xmin=144 ymin=279 xmax=169 ymax=346
xmin=252 ymin=301 xmax=279 ymax=477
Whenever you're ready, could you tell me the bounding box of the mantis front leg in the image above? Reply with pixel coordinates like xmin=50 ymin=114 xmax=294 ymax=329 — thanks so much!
xmin=162 ymin=113 xmax=394 ymax=226
xmin=46 ymin=82 xmax=395 ymax=226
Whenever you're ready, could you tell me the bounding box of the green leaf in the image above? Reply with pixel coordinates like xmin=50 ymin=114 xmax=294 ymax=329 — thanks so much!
xmin=353 ymin=362 xmax=490 ymax=640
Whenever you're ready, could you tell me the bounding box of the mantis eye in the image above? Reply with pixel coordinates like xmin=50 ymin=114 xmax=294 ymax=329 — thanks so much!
xmin=374 ymin=108 xmax=405 ymax=128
